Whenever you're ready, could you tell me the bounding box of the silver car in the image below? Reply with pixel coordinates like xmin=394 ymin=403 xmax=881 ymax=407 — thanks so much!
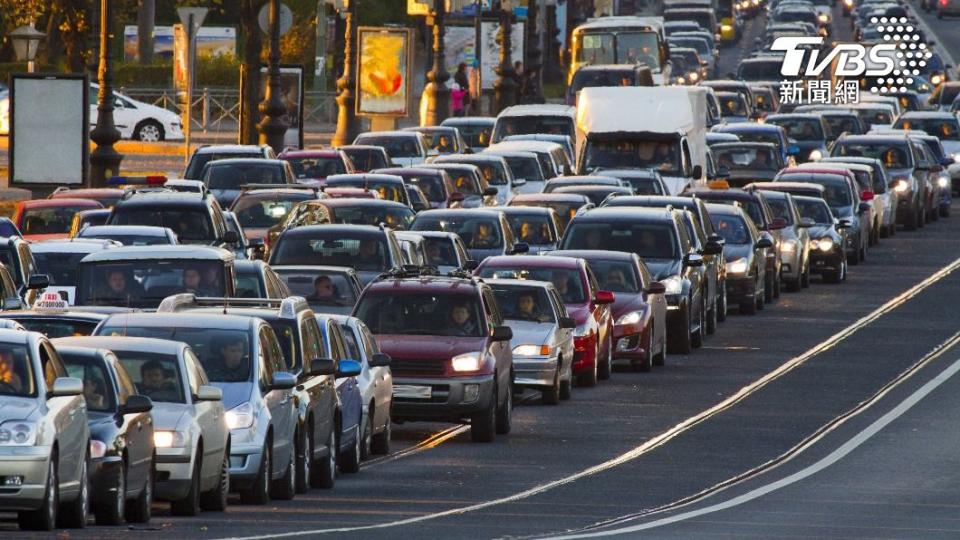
xmin=488 ymin=279 xmax=576 ymax=404
xmin=0 ymin=330 xmax=90 ymax=530
xmin=54 ymin=336 xmax=230 ymax=515
xmin=332 ymin=315 xmax=394 ymax=456
xmin=760 ymin=191 xmax=813 ymax=291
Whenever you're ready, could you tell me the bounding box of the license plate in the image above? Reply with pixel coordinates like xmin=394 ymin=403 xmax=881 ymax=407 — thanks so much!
xmin=815 ymin=260 xmax=825 ymax=266
xmin=393 ymin=385 xmax=432 ymax=399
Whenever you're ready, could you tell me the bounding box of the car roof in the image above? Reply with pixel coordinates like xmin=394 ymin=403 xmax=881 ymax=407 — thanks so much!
xmin=0 ymin=328 xmax=42 ymax=347
xmin=441 ymin=116 xmax=496 ymax=124
xmin=435 ymin=154 xmax=507 ymax=164
xmin=0 ymin=310 xmax=113 ymax=321
xmin=356 ymin=131 xmax=420 ymax=139
xmin=485 ymin=278 xmax=558 ymax=291
xmin=80 ymin=245 xmax=234 ymax=263
xmin=416 ymin=208 xmax=504 ymax=219
xmin=81 ymin=225 xmax=171 ymax=236
xmin=686 ymin=188 xmax=761 ymax=201
xmin=194 ymin=144 xmax=268 ymax=154
xmin=702 ymin=202 xmax=746 ymax=216
xmin=53 ymin=335 xmax=187 ymax=355
xmin=272 ymin=264 xmax=359 ymax=276
xmin=115 ymin=190 xmax=213 ymax=207
xmin=481 ymin=254 xmax=584 ymax=269
xmin=836 ymin=134 xmax=911 ymax=143
xmin=512 ymin=193 xmax=590 ymax=203
xmin=714 ymin=123 xmax=782 ymax=133
xmin=571 ymin=206 xmax=676 ymax=221
xmin=752 ymin=181 xmax=826 ymax=193
xmin=366 ymin=274 xmax=483 ymax=293
xmin=497 ymin=104 xmax=576 ymax=118
xmin=403 ymin=230 xmax=461 ymax=241
xmin=373 ymin=167 xmax=446 ymax=177
xmin=486 ymin=141 xmax=564 ymax=152
xmin=20 ymin=198 xmax=103 ymax=209
xmin=496 ymin=206 xmax=558 ymax=217
xmin=101 ymin=312 xmax=260 ymax=331
xmin=279 ymin=149 xmax=342 ymax=157
xmin=606 ymin=195 xmax=700 ymax=208
xmin=326 ymin=173 xmax=404 ymax=184
xmin=711 ymin=142 xmax=778 ymax=150
xmin=281 ymin=224 xmax=388 ymax=237
xmin=323 ymin=198 xmax=410 ymax=210
xmin=29 ymin=238 xmax=119 ymax=254
xmin=205 ymin=158 xmax=287 ymax=167
xmin=550 ymin=249 xmax=637 ymax=262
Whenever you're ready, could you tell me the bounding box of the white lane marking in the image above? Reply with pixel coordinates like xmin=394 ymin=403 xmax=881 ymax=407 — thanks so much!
xmin=216 ymin=256 xmax=960 ymax=540
xmin=554 ymin=350 xmax=960 ymax=537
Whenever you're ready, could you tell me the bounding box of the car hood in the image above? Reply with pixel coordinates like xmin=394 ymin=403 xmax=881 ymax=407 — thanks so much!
xmin=212 ymin=382 xmax=254 ymax=410
xmin=465 ymin=247 xmax=506 ymax=262
xmin=0 ymin=397 xmax=39 ymax=423
xmin=564 ymin=302 xmax=594 ymax=325
xmin=610 ymin=292 xmax=647 ymax=320
xmin=887 ymin=167 xmax=915 ymax=180
xmin=808 ymin=224 xmax=838 ymax=240
xmin=149 ymin=403 xmax=189 ymax=431
xmin=505 ymin=319 xmax=555 ymax=347
xmin=375 ymin=335 xmax=488 ymax=360
xmin=722 ymin=243 xmax=753 ymax=262
xmin=644 ymin=258 xmax=682 ymax=281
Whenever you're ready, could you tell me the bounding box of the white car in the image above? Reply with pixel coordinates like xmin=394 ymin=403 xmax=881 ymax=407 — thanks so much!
xmin=353 ymin=131 xmax=432 ymax=167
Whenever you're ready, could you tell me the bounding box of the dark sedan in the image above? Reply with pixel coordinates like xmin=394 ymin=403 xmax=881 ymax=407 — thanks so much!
xmin=411 ymin=209 xmax=526 ymax=262
xmin=706 ymin=204 xmax=771 ymax=315
xmin=793 ymin=195 xmax=850 ymax=283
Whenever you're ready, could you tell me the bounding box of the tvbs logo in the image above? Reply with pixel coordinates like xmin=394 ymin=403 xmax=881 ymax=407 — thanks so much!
xmin=771 ymin=37 xmax=897 ymax=77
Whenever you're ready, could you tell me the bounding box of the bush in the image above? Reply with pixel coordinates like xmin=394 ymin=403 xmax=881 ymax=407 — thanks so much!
xmin=112 ymin=55 xmax=241 ymax=89
xmin=0 ymin=63 xmax=60 ymax=85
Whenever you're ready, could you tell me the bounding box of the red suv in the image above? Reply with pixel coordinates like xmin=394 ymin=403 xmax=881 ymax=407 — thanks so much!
xmin=352 ymin=270 xmax=515 ymax=442
xmin=475 ymin=255 xmax=614 ymax=387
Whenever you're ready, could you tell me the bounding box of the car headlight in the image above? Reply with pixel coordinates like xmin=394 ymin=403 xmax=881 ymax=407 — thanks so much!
xmin=616 ymin=311 xmax=643 ymax=325
xmin=513 ymin=344 xmax=552 ymax=356
xmin=781 ymin=239 xmax=797 ymax=252
xmin=808 ymin=149 xmax=823 ymax=161
xmin=663 ymin=275 xmax=683 ymax=295
xmin=844 ymin=0 xmax=852 ymax=6
xmin=689 ymin=72 xmax=699 ymax=82
xmin=938 ymin=175 xmax=950 ymax=188
xmin=818 ymin=13 xmax=829 ymax=22
xmin=226 ymin=402 xmax=255 ymax=430
xmin=817 ymin=238 xmax=834 ymax=251
xmin=154 ymin=430 xmax=188 ymax=448
xmin=931 ymin=74 xmax=943 ymax=86
xmin=677 ymin=77 xmax=686 ymax=85
xmin=893 ymin=178 xmax=910 ymax=193
xmin=953 ymin=153 xmax=960 ymax=164
xmin=0 ymin=421 xmax=37 ymax=446
xmin=725 ymin=257 xmax=749 ymax=275
xmin=90 ymin=440 xmax=107 ymax=459
xmin=451 ymin=351 xmax=484 ymax=372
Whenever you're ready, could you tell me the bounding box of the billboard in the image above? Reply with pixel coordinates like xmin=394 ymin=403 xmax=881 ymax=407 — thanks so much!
xmin=123 ymin=25 xmax=236 ymax=61
xmin=480 ymin=21 xmax=524 ymax=90
xmin=239 ymin=65 xmax=305 ymax=149
xmin=356 ymin=27 xmax=413 ymax=117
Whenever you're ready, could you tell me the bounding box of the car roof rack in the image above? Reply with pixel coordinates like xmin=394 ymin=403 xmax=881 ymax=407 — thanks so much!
xmin=165 ymin=179 xmax=207 ymax=195
xmin=157 ymin=293 xmax=309 ymax=319
xmin=375 ymin=265 xmax=442 ymax=280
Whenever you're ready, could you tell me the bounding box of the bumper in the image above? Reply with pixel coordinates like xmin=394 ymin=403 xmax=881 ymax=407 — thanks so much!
xmin=810 ymin=249 xmax=844 ymax=273
xmin=166 ymin=124 xmax=185 ymax=141
xmin=572 ymin=334 xmax=598 ymax=374
xmin=780 ymin=250 xmax=801 ymax=279
xmin=228 ymin=437 xmax=266 ymax=487
xmin=613 ymin=323 xmax=649 ymax=361
xmin=896 ymin=195 xmax=917 ymax=223
xmin=0 ymin=446 xmax=52 ymax=511
xmin=90 ymin=455 xmax=123 ymax=507
xmin=725 ymin=276 xmax=756 ymax=304
xmin=512 ymin=356 xmax=558 ymax=387
xmin=155 ymin=447 xmax=194 ymax=500
xmin=392 ymin=374 xmax=495 ymax=422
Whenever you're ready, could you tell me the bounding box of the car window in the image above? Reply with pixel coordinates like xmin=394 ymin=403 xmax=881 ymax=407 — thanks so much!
xmin=492 ymin=286 xmax=556 ymax=323
xmin=301 ymin=317 xmax=326 ymax=367
xmin=355 ymin=293 xmax=487 ymax=337
xmin=62 ymin=354 xmax=115 ymax=412
xmin=340 ymin=325 xmax=363 ymax=361
xmin=0 ymin=344 xmax=36 ymax=397
xmin=113 ymin=360 xmax=136 ymax=405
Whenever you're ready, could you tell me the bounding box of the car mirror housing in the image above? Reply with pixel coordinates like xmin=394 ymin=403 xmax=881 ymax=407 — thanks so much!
xmin=27 ymin=274 xmax=49 ymax=290
xmin=513 ymin=177 xmax=527 ymax=186
xmin=646 ymin=281 xmax=667 ymax=295
xmin=336 ymin=359 xmax=362 ymax=378
xmin=558 ymin=316 xmax=576 ymax=329
xmin=194 ymin=385 xmax=222 ymax=402
xmin=462 ymin=259 xmax=479 ymax=271
xmin=684 ymin=253 xmax=704 ymax=267
xmin=756 ymin=237 xmax=774 ymax=249
xmin=593 ymin=290 xmax=616 ymax=304
xmin=483 ymin=187 xmax=498 ymax=197
xmin=703 ymin=240 xmax=723 ymax=255
xmin=491 ymin=325 xmax=513 ymax=341
xmin=369 ymin=352 xmax=392 ymax=367
xmin=49 ymin=377 xmax=83 ymax=398
xmin=836 ymin=219 xmax=851 ymax=229
xmin=271 ymin=372 xmax=297 ymax=390
xmin=121 ymin=394 xmax=153 ymax=415
xmin=309 ymin=358 xmax=336 ymax=376
xmin=799 ymin=217 xmax=816 ymax=228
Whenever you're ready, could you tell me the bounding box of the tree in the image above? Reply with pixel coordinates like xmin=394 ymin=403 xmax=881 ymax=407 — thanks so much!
xmin=137 ymin=0 xmax=155 ymax=64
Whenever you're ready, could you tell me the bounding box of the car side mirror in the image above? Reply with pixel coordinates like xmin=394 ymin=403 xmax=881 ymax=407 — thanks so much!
xmin=2 ymin=298 xmax=22 ymax=310
xmin=941 ymin=157 xmax=954 ymax=167
xmin=769 ymin=217 xmax=788 ymax=230
xmin=270 ymin=371 xmax=297 ymax=390
xmin=593 ymin=290 xmax=615 ymax=304
xmin=684 ymin=253 xmax=704 ymax=267
xmin=703 ymin=240 xmax=723 ymax=255
xmin=483 ymin=187 xmax=498 ymax=197
xmin=858 ymin=202 xmax=872 ymax=214
xmin=491 ymin=325 xmax=513 ymax=341
xmin=558 ymin=316 xmax=576 ymax=329
xmin=860 ymin=190 xmax=875 ymax=201
xmin=691 ymin=165 xmax=703 ymax=179
xmin=512 ymin=242 xmax=530 ymax=254
xmin=222 ymin=230 xmax=240 ymax=244
xmin=836 ymin=219 xmax=851 ymax=229
xmin=121 ymin=394 xmax=153 ymax=414
xmin=336 ymin=359 xmax=362 ymax=378
xmin=194 ymin=385 xmax=222 ymax=402
xmin=369 ymin=352 xmax=392 ymax=367
xmin=49 ymin=377 xmax=83 ymax=398
xmin=27 ymin=274 xmax=49 ymax=290
xmin=448 ymin=192 xmax=466 ymax=203
xmin=708 ymin=233 xmax=725 ymax=245
xmin=309 ymin=358 xmax=336 ymax=376
xmin=799 ymin=217 xmax=816 ymax=228
xmin=931 ymin=164 xmax=943 ymax=173
xmin=788 ymin=144 xmax=800 ymax=155
xmin=462 ymin=259 xmax=479 ymax=271
xmin=646 ymin=281 xmax=667 ymax=295
xmin=756 ymin=237 xmax=773 ymax=249
xmin=513 ymin=178 xmax=526 ymax=186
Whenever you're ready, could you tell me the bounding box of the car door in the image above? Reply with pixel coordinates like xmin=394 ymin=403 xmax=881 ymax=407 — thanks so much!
xmin=260 ymin=325 xmax=295 ymax=475
xmin=299 ymin=316 xmax=335 ymax=460
xmin=40 ymin=341 xmax=86 ymax=489
xmin=584 ymin=265 xmax=611 ymax=349
xmin=547 ymin=288 xmax=574 ymax=365
xmin=185 ymin=348 xmax=226 ymax=481
xmin=481 ymin=289 xmax=511 ymax=394
xmin=113 ymin=357 xmax=153 ymax=494
xmin=111 ymin=95 xmax=139 ymax=139
xmin=358 ymin=320 xmax=391 ymax=428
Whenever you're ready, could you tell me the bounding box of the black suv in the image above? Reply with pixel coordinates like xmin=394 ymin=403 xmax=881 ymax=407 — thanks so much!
xmin=184 ymin=144 xmax=276 ymax=180
xmin=107 ymin=187 xmax=240 ymax=248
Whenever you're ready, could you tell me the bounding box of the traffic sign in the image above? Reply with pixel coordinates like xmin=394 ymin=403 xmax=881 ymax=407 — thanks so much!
xmin=176 ymin=7 xmax=208 ymax=32
xmin=259 ymin=3 xmax=294 ymax=36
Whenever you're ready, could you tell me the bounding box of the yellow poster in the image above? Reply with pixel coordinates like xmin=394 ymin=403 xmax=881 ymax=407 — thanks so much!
xmin=357 ymin=28 xmax=412 ymax=117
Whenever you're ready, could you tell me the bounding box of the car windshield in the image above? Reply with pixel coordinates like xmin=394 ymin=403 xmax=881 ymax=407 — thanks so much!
xmin=896 ymin=118 xmax=960 ymax=140
xmin=443 ymin=123 xmax=491 ymax=148
xmin=765 ymin=199 xmax=794 ymax=224
xmin=271 ymin=234 xmax=390 ymax=270
xmin=738 ymin=61 xmax=782 ymax=81
xmin=185 ymin=152 xmax=263 ymax=179
xmin=342 ymin=148 xmax=390 ymax=171
xmin=109 ymin=208 xmax=214 ymax=243
xmin=412 ymin=217 xmax=503 ymax=249
xmin=354 ymin=136 xmax=421 ymax=158
xmin=491 ymin=286 xmax=556 ymax=323
xmin=710 ymin=214 xmax=751 ymax=245
xmin=623 ymin=177 xmax=664 ymax=194
xmin=22 ymin=206 xmax=90 ymax=236
xmin=17 ymin=318 xmax=99 ymax=338
xmin=833 ymin=142 xmax=912 ymax=168
xmin=753 ymin=90 xmax=776 ymax=112
xmin=590 ymin=259 xmax=641 ymax=293
xmin=454 ymin=161 xmax=507 ymax=186
xmin=714 ymin=146 xmax=778 ymax=172
xmin=494 ymin=116 xmax=574 ymax=141
xmin=62 ymin=355 xmax=115 ymax=412
xmin=233 ymin=195 xmax=312 ymax=229
xmin=510 ymin=199 xmax=584 ymax=226
xmin=719 ymin=94 xmax=747 ymax=116
xmin=780 ymin=177 xmax=852 ymax=208
xmin=501 ymin=156 xmax=544 ymax=182
xmin=0 ymin=345 xmax=36 ymax=397
xmin=420 ymin=131 xmax=460 ymax=154
xmin=115 ymin=351 xmax=186 ymax=404
xmin=327 ymin=180 xmax=406 ymax=203
xmin=795 ymin=198 xmax=834 ymax=223
xmin=285 ymin=156 xmax=347 ymax=179
xmin=506 ymin=214 xmax=556 ymax=245
xmin=480 ymin=266 xmax=587 ymax=303
xmin=98 ymin=326 xmax=253 ymax=383
xmin=204 ymin=163 xmax=286 ymax=190
xmin=355 ymin=293 xmax=485 ymax=337
xmin=76 ymin=260 xmax=228 ymax=308
xmin=563 ymin=222 xmax=679 ymax=260
xmin=422 ymin=237 xmax=460 ymax=266
xmin=276 ymin=270 xmax=358 ymax=309
xmin=32 ymin=252 xmax=87 ymax=286
xmin=583 ymin=138 xmax=682 ymax=175
xmin=769 ymin=118 xmax=823 ymax=141
xmin=332 ymin=205 xmax=414 ymax=230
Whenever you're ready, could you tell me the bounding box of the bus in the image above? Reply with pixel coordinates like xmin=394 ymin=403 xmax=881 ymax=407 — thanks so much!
xmin=568 ymin=16 xmax=672 ymax=86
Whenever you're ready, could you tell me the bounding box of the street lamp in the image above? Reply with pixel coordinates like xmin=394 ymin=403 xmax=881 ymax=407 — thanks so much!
xmin=492 ymin=0 xmax=518 ymax=114
xmin=89 ymin=0 xmax=124 ymax=188
xmin=10 ymin=23 xmax=45 ymax=74
xmin=257 ymin=0 xmax=289 ymax=153
xmin=331 ymin=0 xmax=361 ymax=147
xmin=521 ymin=0 xmax=545 ymax=104
xmin=422 ymin=0 xmax=452 ymax=126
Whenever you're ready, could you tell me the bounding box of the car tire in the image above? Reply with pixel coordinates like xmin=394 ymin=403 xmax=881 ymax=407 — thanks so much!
xmin=240 ymin=444 xmax=271 ymax=505
xmin=941 ymin=205 xmax=951 ymax=217
xmin=706 ymin=295 xmax=717 ymax=335
xmin=633 ymin=331 xmax=653 ymax=372
xmin=559 ymin=364 xmax=573 ymax=399
xmin=786 ymin=276 xmax=801 ymax=292
xmin=200 ymin=449 xmax=230 ymax=512
xmin=691 ymin=296 xmax=705 ymax=348
xmin=756 ymin=279 xmax=765 ymax=311
xmin=19 ymin=455 xmax=58 ymax=531
xmin=801 ymin=263 xmax=811 ymax=288
xmin=95 ymin=461 xmax=125 ymax=525
xmin=295 ymin=429 xmax=312 ymax=494
xmin=59 ymin=457 xmax=88 ymax=529
xmin=668 ymin=303 xmax=692 ymax=354
xmin=134 ymin=119 xmax=164 ymax=142
xmin=773 ymin=271 xmax=781 ymax=299
xmin=542 ymin=367 xmax=561 ymax=404
xmin=918 ymin=202 xmax=926 ymax=227
xmin=880 ymin=224 xmax=890 ymax=238
xmin=312 ymin=428 xmax=336 ymax=489
xmin=576 ymin=345 xmax=599 ymax=387
xmin=359 ymin=415 xmax=373 ymax=461
xmin=126 ymin=462 xmax=152 ymax=524
xmin=171 ymin=455 xmax=201 ymax=516
xmin=470 ymin=384 xmax=498 ymax=443
xmin=597 ymin=338 xmax=612 ymax=380
xmin=496 ymin=378 xmax=513 ymax=434
xmin=272 ymin=444 xmax=297 ymax=499
xmin=904 ymin=206 xmax=918 ymax=231
xmin=339 ymin=424 xmax=362 ymax=474
xmin=717 ymin=285 xmax=727 ymax=322
xmin=764 ymin=273 xmax=774 ymax=303
xmin=370 ymin=413 xmax=392 ymax=455
xmin=859 ymin=240 xmax=867 ymax=263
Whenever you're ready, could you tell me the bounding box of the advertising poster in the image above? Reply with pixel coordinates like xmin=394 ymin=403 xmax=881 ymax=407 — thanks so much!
xmin=259 ymin=66 xmax=304 ymax=149
xmin=124 ymin=25 xmax=237 ymax=61
xmin=480 ymin=21 xmax=524 ymax=90
xmin=356 ymin=27 xmax=413 ymax=117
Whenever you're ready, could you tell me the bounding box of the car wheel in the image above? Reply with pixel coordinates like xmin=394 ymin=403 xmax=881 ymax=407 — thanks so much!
xmin=135 ymin=119 xmax=164 ymax=142
xmin=339 ymin=424 xmax=362 ymax=474
xmin=772 ymin=271 xmax=781 ymax=299
xmin=496 ymin=378 xmax=513 ymax=434
xmin=764 ymin=273 xmax=774 ymax=302
xmin=668 ymin=303 xmax=692 ymax=354
xmin=706 ymin=294 xmax=717 ymax=335
xmin=801 ymin=262 xmax=811 ymax=288
xmin=126 ymin=462 xmax=152 ymax=523
xmin=295 ymin=429 xmax=311 ymax=494
xmin=95 ymin=461 xmax=125 ymax=525
xmin=19 ymin=455 xmax=58 ymax=531
xmin=633 ymin=331 xmax=653 ymax=372
xmin=717 ymin=285 xmax=727 ymax=322
xmin=359 ymin=412 xmax=373 ymax=461
xmin=470 ymin=383 xmax=497 ymax=443
xmin=880 ymin=224 xmax=890 ymax=238
xmin=691 ymin=296 xmax=705 ymax=348
xmin=172 ymin=453 xmax=201 ymax=516
xmin=272 ymin=442 xmax=297 ymax=499
xmin=370 ymin=412 xmax=392 ymax=455
xmin=59 ymin=456 xmax=88 ymax=529
xmin=756 ymin=278 xmax=765 ymax=310
xmin=786 ymin=275 xmax=801 ymax=292
xmin=240 ymin=444 xmax=270 ymax=505
xmin=576 ymin=344 xmax=599 ymax=387
xmin=312 ymin=428 xmax=336 ymax=489
xmin=200 ymin=449 xmax=229 ymax=512
xmin=859 ymin=239 xmax=867 ymax=263
xmin=597 ymin=338 xmax=612 ymax=380
xmin=653 ymin=333 xmax=667 ymax=366
xmin=559 ymin=361 xmax=573 ymax=399
xmin=542 ymin=366 xmax=561 ymax=404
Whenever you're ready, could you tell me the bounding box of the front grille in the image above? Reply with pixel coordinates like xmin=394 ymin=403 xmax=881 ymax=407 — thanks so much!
xmin=391 ymin=358 xmax=446 ymax=377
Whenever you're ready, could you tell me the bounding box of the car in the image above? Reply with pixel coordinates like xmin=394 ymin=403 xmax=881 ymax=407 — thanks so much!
xmin=69 ymin=208 xmax=112 ymax=238
xmin=30 ymin=239 xmax=121 ymax=305
xmin=432 ymin=154 xmax=519 ymax=205
xmin=0 ymin=299 xmax=120 ymax=337
xmin=353 ymin=131 xmax=431 ymax=167
xmin=199 ymin=158 xmax=297 ymax=208
xmin=311 ymin=314 xmax=365 ymax=468
xmin=501 ymin=133 xmax=576 ymax=165
xmin=417 ymin=163 xmax=498 ymax=208
xmin=260 ymin=198 xmax=340 ymax=252
xmin=764 ymin=113 xmax=831 ymax=163
xmin=371 ymin=167 xmax=459 ymax=209
xmin=792 ymin=195 xmax=850 ymax=283
xmin=0 ymin=329 xmax=90 ymax=531
xmin=566 ymin=64 xmax=656 ymax=106
xmin=543 ymin=176 xmax=625 ymax=193
xmin=486 ymin=140 xmax=572 ymax=179
xmin=440 ymin=116 xmax=496 ymax=152
xmin=77 ymin=225 xmax=178 ymax=246
xmin=273 ymin=265 xmax=363 ymax=315
xmin=481 ymin=150 xmax=547 ymax=194
xmin=321 ymin=198 xmax=416 ymax=230
xmin=329 ymin=315 xmax=394 ymax=455
xmin=411 ymin=208 xmax=527 ymax=262
xmin=711 ymin=142 xmax=785 ymax=185
xmin=394 ymin=231 xmax=430 ymax=266
xmin=476 ymin=255 xmax=614 ymax=384
xmin=278 ymin=149 xmax=356 ymax=185
xmin=818 ymin=156 xmax=898 ymax=237
xmin=749 ymin=189 xmax=812 ymax=291
xmin=671 ymin=47 xmax=706 ymax=84
xmin=14 ymin=198 xmax=105 ymax=242
xmin=324 ymin=173 xmax=412 ymax=207
xmin=553 ymin=185 xmax=634 ymax=206
xmin=550 ymin=250 xmax=668 ymax=372
xmin=86 ymin=83 xmax=183 ymax=141
xmin=94 ymin=311 xmax=301 ymax=503
xmin=403 ymin=126 xmax=470 ymax=155
xmin=268 ymin=224 xmax=405 ymax=286
xmin=57 ymin=336 xmax=229 ymax=515
xmin=561 ymin=207 xmax=706 ymax=354
xmin=893 ymin=112 xmax=960 ymax=163
xmin=749 ymin=84 xmax=781 ymax=118
xmin=48 ymin=188 xmax=126 ymax=208
xmin=53 ymin=343 xmax=155 ymax=525
xmin=490 ymin=104 xmax=577 ymax=149
xmin=736 ymin=56 xmax=784 ymax=84
xmin=508 ymin=193 xmax=595 ymax=232
xmin=711 ymin=123 xmax=798 ymax=166
xmin=337 ymin=144 xmax=393 ymax=172
xmin=235 ymin=259 xmax=291 ymax=299
xmin=896 ymin=130 xmax=955 ymax=219
xmin=705 ymin=203 xmax=772 ymax=314
xmin=352 ymin=270 xmax=514 ymax=442
xmin=74 ymin=245 xmax=237 ymax=309
xmin=702 ymin=81 xmax=757 ymax=112
xmin=498 ymin=206 xmax=564 ymax=254
xmin=106 ymin=185 xmax=239 ymax=248
xmin=184 ymin=144 xmax=276 ymax=180
xmin=715 ymin=91 xmax=753 ymax=123
xmin=488 ymin=279 xmax=575 ymax=402
xmin=0 ymin=236 xmax=49 ymax=306
xmin=406 ymin=184 xmax=431 ymax=212
xmin=407 ymin=231 xmax=473 ymax=274
xmin=0 ymin=217 xmax=22 ymax=238
xmin=671 ymin=36 xmax=716 ymax=77
xmin=592 ymin=169 xmax=670 ymax=195
xmin=796 ymin=161 xmax=885 ymax=244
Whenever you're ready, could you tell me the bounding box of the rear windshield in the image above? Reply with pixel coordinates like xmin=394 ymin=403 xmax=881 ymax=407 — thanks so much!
xmin=355 ymin=293 xmax=485 ymax=337
xmin=765 ymin=199 xmax=794 ymax=224
xmin=571 ymin=69 xmax=636 ymax=93
xmin=116 ymin=351 xmax=186 ymax=404
xmin=738 ymin=61 xmax=782 ymax=81
xmin=823 ymin=115 xmax=863 ymax=136
xmin=714 ymin=146 xmax=779 ymax=172
xmin=326 ymin=180 xmax=406 ymax=203
xmin=832 ymin=142 xmax=913 ymax=169
xmin=420 ymin=131 xmax=460 ymax=154
xmin=271 ymin=233 xmax=390 ymax=271
xmin=284 ymin=156 xmax=347 ymax=179
xmin=479 ymin=266 xmax=587 ymax=303
xmin=204 ymin=163 xmax=286 ymax=190
xmin=711 ymin=214 xmax=752 ymax=245
xmin=402 ymin=174 xmax=448 ymax=203
xmin=562 ymin=222 xmax=679 ymax=260
xmin=590 ymin=259 xmax=641 ymax=293
xmin=76 ymin=260 xmax=228 ymax=308
xmin=185 ymin=152 xmax=262 ymax=179
xmin=109 ymin=207 xmax=215 ymax=243
xmin=442 ymin=160 xmax=508 ymax=186
xmin=795 ymin=197 xmax=834 ymax=224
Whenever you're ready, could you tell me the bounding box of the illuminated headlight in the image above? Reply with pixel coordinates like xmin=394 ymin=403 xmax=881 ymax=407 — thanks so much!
xmin=817 ymin=238 xmax=835 ymax=252
xmin=781 ymin=240 xmax=797 ymax=252
xmin=677 ymin=77 xmax=686 ymax=85
xmin=154 ymin=430 xmax=188 ymax=448
xmin=512 ymin=344 xmax=552 ymax=356
xmin=894 ymin=178 xmax=910 ymax=193
xmin=616 ymin=311 xmax=643 ymax=325
xmin=818 ymin=13 xmax=829 ymax=22
xmin=808 ymin=149 xmax=823 ymax=161
xmin=725 ymin=257 xmax=749 ymax=275
xmin=268 ymin=204 xmax=289 ymax=218
xmin=721 ymin=24 xmax=734 ymax=31
xmin=953 ymin=153 xmax=960 ymax=164
xmin=451 ymin=352 xmax=483 ymax=372
xmin=844 ymin=0 xmax=852 ymax=6
xmin=226 ymin=402 xmax=255 ymax=430
xmin=662 ymin=275 xmax=683 ymax=295
xmin=689 ymin=72 xmax=700 ymax=82
xmin=0 ymin=421 xmax=37 ymax=446
xmin=90 ymin=440 xmax=107 ymax=459
xmin=931 ymin=74 xmax=943 ymax=86
xmin=938 ymin=175 xmax=950 ymax=188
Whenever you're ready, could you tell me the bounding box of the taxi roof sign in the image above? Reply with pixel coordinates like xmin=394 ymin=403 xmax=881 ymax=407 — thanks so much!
xmin=33 ymin=292 xmax=69 ymax=312
xmin=708 ymin=179 xmax=731 ymax=190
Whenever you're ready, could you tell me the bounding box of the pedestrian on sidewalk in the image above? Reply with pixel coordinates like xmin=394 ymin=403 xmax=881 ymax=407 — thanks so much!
xmin=451 ymin=82 xmax=467 ymax=117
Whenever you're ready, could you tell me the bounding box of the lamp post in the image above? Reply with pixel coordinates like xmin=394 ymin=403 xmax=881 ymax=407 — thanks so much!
xmin=542 ymin=0 xmax=562 ymax=85
xmin=331 ymin=0 xmax=361 ymax=147
xmin=521 ymin=0 xmax=544 ymax=103
xmin=10 ymin=23 xmax=45 ymax=74
xmin=492 ymin=0 xmax=517 ymax=114
xmin=257 ymin=0 xmax=289 ymax=153
xmin=422 ymin=0 xmax=451 ymax=126
xmin=89 ymin=0 xmax=124 ymax=188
